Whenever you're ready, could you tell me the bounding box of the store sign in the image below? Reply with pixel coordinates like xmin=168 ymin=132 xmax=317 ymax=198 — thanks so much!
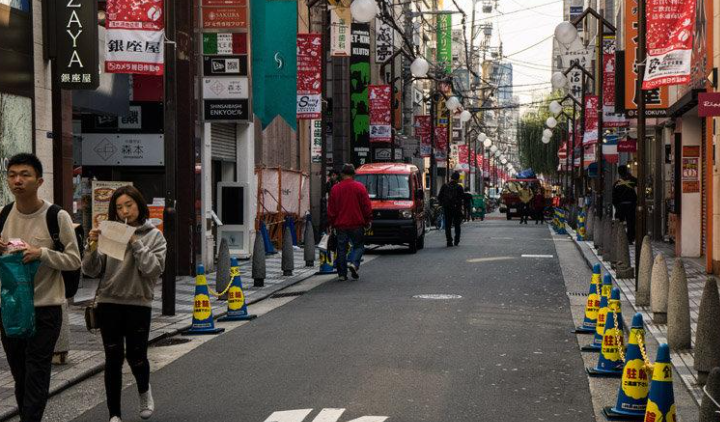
xmin=203 ymin=56 xmax=248 ymax=76
xmin=202 ymin=6 xmax=247 ymax=29
xmin=643 ymin=0 xmax=696 ymax=89
xmin=203 ymin=33 xmax=247 ymax=55
xmin=434 ymin=127 xmax=448 ymax=161
xmin=57 ymin=0 xmax=99 ymax=89
xmin=202 ymin=77 xmax=249 ymax=99
xmin=118 ymin=105 xmax=142 ymax=129
xmin=682 ymin=146 xmax=700 ymax=193
xmin=202 ymin=0 xmax=245 ymax=5
xmin=436 ymin=13 xmax=452 ymax=72
xmin=311 ymin=119 xmax=323 ymax=163
xmin=330 ymin=6 xmax=351 ymax=56
xmin=106 ymin=22 xmax=164 ymax=75
xmin=374 ymin=148 xmax=402 ymax=161
xmin=204 ymin=99 xmax=249 ymax=121
xmin=297 ymin=33 xmax=322 ymax=119
xmin=375 ymin=17 xmax=394 ymax=63
xmin=82 ymin=134 xmax=164 ymax=166
xmin=602 ymin=36 xmax=628 ymax=127
xmin=350 ymin=23 xmax=370 ymax=166
xmin=369 ymin=85 xmax=391 ymax=142
xmin=698 ymin=92 xmax=720 ymax=116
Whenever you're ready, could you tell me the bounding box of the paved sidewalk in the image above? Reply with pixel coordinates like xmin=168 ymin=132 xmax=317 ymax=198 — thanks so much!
xmin=567 ymin=226 xmax=718 ymax=407
xmin=0 ymin=249 xmax=320 ymax=421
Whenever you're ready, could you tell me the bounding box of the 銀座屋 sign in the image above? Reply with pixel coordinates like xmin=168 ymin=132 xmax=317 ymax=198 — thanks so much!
xmin=56 ymin=0 xmax=99 ymax=89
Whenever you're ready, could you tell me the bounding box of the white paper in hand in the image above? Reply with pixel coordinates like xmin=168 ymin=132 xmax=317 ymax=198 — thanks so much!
xmin=98 ymin=221 xmax=136 ymax=261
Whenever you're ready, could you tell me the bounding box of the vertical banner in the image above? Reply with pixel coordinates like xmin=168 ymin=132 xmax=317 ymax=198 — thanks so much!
xmin=624 ymin=0 xmax=668 ymax=116
xmin=643 ymin=0 xmax=697 ymax=89
xmin=330 ymin=6 xmax=351 ymax=56
xmin=434 ymin=127 xmax=448 ymax=162
xmin=311 ymin=119 xmax=323 ymax=163
xmin=415 ymin=115 xmax=431 ymax=158
xmin=603 ymin=134 xmax=619 ymax=163
xmin=105 ymin=0 xmax=164 ymax=75
xmin=436 ymin=13 xmax=452 ymax=73
xmin=375 ymin=18 xmax=394 ymax=63
xmin=350 ymin=23 xmax=371 ymax=166
xmin=369 ymin=85 xmax=391 ymax=142
xmin=457 ymin=144 xmax=469 ymax=172
xmin=602 ymin=36 xmax=628 ymax=127
xmin=583 ymin=95 xmax=599 ymax=145
xmin=297 ymin=33 xmax=322 ymax=119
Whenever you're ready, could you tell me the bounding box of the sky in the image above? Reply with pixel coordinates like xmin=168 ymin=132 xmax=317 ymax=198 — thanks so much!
xmin=451 ymin=0 xmax=563 ymax=105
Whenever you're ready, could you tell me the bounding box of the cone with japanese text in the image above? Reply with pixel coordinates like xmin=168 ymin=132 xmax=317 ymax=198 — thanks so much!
xmin=581 ymin=273 xmax=613 ymax=352
xmin=574 ymin=263 xmax=602 ymax=334
xmin=218 ymin=258 xmax=257 ymax=322
xmin=183 ymin=265 xmax=225 ymax=335
xmin=603 ymin=313 xmax=650 ymax=420
xmin=588 ymin=287 xmax=625 ymax=377
xmin=316 ymin=242 xmax=336 ymax=275
xmin=644 ymin=344 xmax=676 ymax=422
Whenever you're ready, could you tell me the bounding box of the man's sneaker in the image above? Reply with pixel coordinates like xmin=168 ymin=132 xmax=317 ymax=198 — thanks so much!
xmin=348 ymin=263 xmax=359 ymax=279
xmin=110 ymin=417 xmax=122 ymax=422
xmin=338 ymin=275 xmax=348 ymax=281
xmin=139 ymin=385 xmax=154 ymax=419
xmin=447 ymin=242 xmax=453 ymax=247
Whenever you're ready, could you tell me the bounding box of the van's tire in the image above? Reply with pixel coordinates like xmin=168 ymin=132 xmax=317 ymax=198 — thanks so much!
xmin=417 ymin=232 xmax=425 ymax=250
xmin=409 ymin=237 xmax=419 ymax=254
xmin=506 ymin=212 xmax=512 ymax=220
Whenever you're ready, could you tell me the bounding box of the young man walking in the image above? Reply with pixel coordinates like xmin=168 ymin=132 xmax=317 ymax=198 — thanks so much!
xmin=327 ymin=164 xmax=372 ymax=281
xmin=0 ymin=153 xmax=81 ymax=422
xmin=438 ymin=172 xmax=465 ymax=247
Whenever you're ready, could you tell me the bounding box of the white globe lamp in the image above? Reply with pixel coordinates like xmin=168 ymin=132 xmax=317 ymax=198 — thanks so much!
xmin=554 ymin=21 xmax=578 ymax=45
xmin=551 ymin=72 xmax=568 ymax=89
xmin=477 ymin=132 xmax=487 ymax=143
xmin=546 ymin=116 xmax=558 ymax=129
xmin=549 ymin=100 xmax=562 ymax=116
xmin=483 ymin=138 xmax=492 ymax=148
xmin=543 ymin=128 xmax=553 ymax=138
xmin=351 ymin=0 xmax=378 ymax=23
xmin=494 ymin=150 xmax=501 ymax=157
xmin=490 ymin=145 xmax=498 ymax=153
xmin=542 ymin=136 xmax=551 ymax=144
xmin=460 ymin=110 xmax=472 ymax=123
xmin=501 ymin=157 xmax=507 ymax=165
xmin=446 ymin=96 xmax=461 ymax=111
xmin=410 ymin=57 xmax=429 ymax=78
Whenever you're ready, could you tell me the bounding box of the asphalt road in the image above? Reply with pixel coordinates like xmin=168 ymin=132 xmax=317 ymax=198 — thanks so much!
xmin=72 ymin=220 xmax=595 ymax=422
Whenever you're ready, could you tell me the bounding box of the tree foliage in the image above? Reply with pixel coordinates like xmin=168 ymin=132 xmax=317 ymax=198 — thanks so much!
xmin=517 ymin=95 xmax=563 ymax=178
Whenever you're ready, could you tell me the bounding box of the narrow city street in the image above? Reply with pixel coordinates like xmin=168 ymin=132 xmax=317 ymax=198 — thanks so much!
xmin=32 ymin=218 xmax=595 ymax=422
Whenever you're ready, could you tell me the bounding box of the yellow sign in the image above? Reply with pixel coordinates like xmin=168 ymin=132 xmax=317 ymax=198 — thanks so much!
xmin=652 ymin=363 xmax=673 ymax=382
xmin=193 ymin=293 xmax=212 ymax=321
xmin=621 ymin=359 xmax=649 ymax=400
xmin=645 ymin=401 xmax=676 ymax=422
xmin=596 ymin=308 xmax=608 ymax=336
xmin=601 ymin=284 xmax=611 ymax=299
xmin=228 ymin=286 xmax=245 ymax=311
xmin=585 ymin=293 xmax=600 ymax=319
xmin=601 ymin=327 xmax=624 ymax=362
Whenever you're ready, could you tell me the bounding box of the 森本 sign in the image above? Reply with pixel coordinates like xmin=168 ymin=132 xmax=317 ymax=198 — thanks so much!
xmin=369 ymin=85 xmax=391 ymax=142
xmin=202 ymin=77 xmax=249 ymax=99
xmin=297 ymin=34 xmax=322 ymax=119
xmin=57 ymin=0 xmax=99 ymax=89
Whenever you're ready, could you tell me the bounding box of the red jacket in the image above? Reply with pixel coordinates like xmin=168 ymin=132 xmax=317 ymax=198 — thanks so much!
xmin=328 ymin=179 xmax=372 ymax=229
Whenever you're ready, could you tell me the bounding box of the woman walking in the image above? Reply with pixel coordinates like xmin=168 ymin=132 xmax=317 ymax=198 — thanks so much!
xmin=83 ymin=186 xmax=167 ymax=422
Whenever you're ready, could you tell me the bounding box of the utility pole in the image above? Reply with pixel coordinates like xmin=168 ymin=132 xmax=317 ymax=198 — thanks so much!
xmin=430 ymin=95 xmax=437 ymax=196
xmin=595 ymin=10 xmax=605 ymax=219
xmin=635 ymin=0 xmax=647 ymax=281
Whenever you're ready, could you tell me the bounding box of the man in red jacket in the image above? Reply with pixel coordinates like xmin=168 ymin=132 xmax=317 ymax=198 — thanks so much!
xmin=327 ymin=164 xmax=372 ymax=281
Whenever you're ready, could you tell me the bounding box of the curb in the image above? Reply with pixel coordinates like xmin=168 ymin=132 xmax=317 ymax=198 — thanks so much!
xmin=0 ymin=267 xmax=321 ymax=422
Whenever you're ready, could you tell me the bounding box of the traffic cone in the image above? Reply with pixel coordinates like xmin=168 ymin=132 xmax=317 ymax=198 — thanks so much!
xmin=558 ymin=209 xmax=567 ymax=235
xmin=603 ymin=313 xmax=650 ymax=420
xmin=316 ymin=239 xmax=336 ymax=275
xmin=644 ymin=344 xmax=676 ymax=422
xmin=218 ymin=258 xmax=257 ymax=322
xmin=588 ymin=287 xmax=625 ymax=377
xmin=582 ymin=273 xmax=613 ymax=352
xmin=574 ymin=263 xmax=602 ymax=334
xmin=260 ymin=221 xmax=277 ymax=255
xmin=577 ymin=211 xmax=586 ymax=241
xmin=183 ymin=265 xmax=225 ymax=335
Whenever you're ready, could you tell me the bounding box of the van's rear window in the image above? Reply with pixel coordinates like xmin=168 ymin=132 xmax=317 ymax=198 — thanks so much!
xmin=355 ymin=174 xmax=410 ymax=200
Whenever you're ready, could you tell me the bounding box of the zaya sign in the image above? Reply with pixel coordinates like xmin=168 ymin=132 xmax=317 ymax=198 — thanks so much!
xmin=57 ymin=0 xmax=99 ymax=89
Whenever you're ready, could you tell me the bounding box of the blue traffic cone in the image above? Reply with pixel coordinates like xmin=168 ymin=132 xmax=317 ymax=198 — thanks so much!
xmin=575 ymin=263 xmax=602 ymax=334
xmin=218 ymin=258 xmax=257 ymax=322
xmin=588 ymin=287 xmax=625 ymax=377
xmin=316 ymin=247 xmax=336 ymax=275
xmin=603 ymin=313 xmax=650 ymax=420
xmin=558 ymin=209 xmax=567 ymax=235
xmin=577 ymin=211 xmax=586 ymax=241
xmin=183 ymin=265 xmax=225 ymax=335
xmin=285 ymin=216 xmax=298 ymax=247
xmin=582 ymin=273 xmax=613 ymax=352
xmin=644 ymin=344 xmax=676 ymax=422
xmin=260 ymin=221 xmax=277 ymax=255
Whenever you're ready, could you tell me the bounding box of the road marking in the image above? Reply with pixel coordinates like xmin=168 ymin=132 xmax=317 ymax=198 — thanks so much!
xmin=413 ymin=294 xmax=462 ymax=300
xmin=467 ymin=256 xmax=514 ymax=263
xmin=521 ymin=254 xmax=554 ymax=258
xmin=490 ymin=237 xmax=514 ymax=240
xmin=264 ymin=409 xmax=388 ymax=422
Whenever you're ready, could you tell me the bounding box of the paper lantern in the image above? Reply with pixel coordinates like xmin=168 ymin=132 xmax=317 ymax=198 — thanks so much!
xmin=551 ymin=72 xmax=568 ymax=89
xmin=351 ymin=0 xmax=378 ymax=23
xmin=410 ymin=57 xmax=429 ymax=78
xmin=554 ymin=21 xmax=578 ymax=45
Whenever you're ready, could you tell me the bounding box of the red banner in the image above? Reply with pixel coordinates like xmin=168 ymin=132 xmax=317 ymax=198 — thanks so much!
xmin=107 ymin=0 xmax=164 ymax=24
xmin=583 ymin=95 xmax=599 ymax=145
xmin=434 ymin=127 xmax=448 ymax=161
xmin=618 ymin=137 xmax=638 ymax=153
xmin=369 ymin=85 xmax=392 ymax=143
xmin=603 ymin=37 xmax=628 ymax=127
xmin=105 ymin=0 xmax=165 ymax=75
xmin=415 ymin=116 xmax=431 ymax=157
xmin=297 ymin=34 xmax=322 ymax=119
xmin=643 ymin=0 xmax=697 ymax=89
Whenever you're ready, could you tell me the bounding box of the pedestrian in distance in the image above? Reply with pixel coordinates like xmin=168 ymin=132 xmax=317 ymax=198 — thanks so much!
xmin=438 ymin=172 xmax=465 ymax=247
xmin=463 ymin=186 xmax=474 ymax=222
xmin=83 ymin=186 xmax=167 ymax=422
xmin=326 ymin=169 xmax=340 ymax=199
xmin=327 ymin=164 xmax=372 ymax=281
xmin=518 ymin=186 xmax=533 ymax=225
xmin=532 ymin=188 xmax=545 ymax=225
xmin=0 ymin=153 xmax=81 ymax=422
xmin=612 ymin=165 xmax=637 ymax=244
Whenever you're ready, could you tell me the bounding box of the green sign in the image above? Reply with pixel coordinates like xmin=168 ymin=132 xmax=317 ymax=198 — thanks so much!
xmin=437 ymin=13 xmax=452 ymax=73
xmin=350 ymin=23 xmax=370 ymax=166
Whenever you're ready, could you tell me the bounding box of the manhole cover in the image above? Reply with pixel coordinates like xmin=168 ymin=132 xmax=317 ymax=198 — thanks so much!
xmin=151 ymin=337 xmax=192 ymax=348
xmin=413 ymin=294 xmax=463 ymax=300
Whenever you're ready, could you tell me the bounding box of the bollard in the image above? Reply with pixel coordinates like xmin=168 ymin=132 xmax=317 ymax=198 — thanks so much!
xmin=644 ymin=344 xmax=676 ymax=422
xmin=616 ymin=222 xmax=634 ymax=279
xmin=594 ymin=217 xmax=604 ymax=252
xmin=667 ymin=259 xmax=691 ymax=351
xmin=286 ymin=216 xmax=298 ymax=247
xmin=609 ymin=220 xmax=620 ymax=267
xmin=281 ymin=226 xmax=294 ymax=276
xmin=303 ymin=215 xmax=315 ymax=267
xmin=602 ymin=219 xmax=613 ymax=260
xmin=636 ymin=236 xmax=653 ymax=307
xmin=215 ymin=238 xmax=230 ymax=301
xmin=558 ymin=209 xmax=567 ymax=235
xmin=695 ymin=277 xmax=720 ymax=386
xmin=587 ymin=287 xmax=625 ymax=377
xmin=251 ymin=231 xmax=266 ymax=287
xmin=699 ymin=367 xmax=720 ymax=421
xmin=577 ymin=211 xmax=586 ymax=241
xmin=650 ymin=253 xmax=669 ymax=324
xmin=586 ymin=210 xmax=594 ymax=242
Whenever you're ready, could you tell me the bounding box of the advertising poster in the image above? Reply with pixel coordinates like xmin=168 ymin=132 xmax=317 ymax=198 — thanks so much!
xmin=297 ymin=34 xmax=322 ymax=119
xmin=105 ymin=0 xmax=164 ymax=75
xmin=415 ymin=115 xmax=431 ymax=158
xmin=311 ymin=119 xmax=323 ymax=163
xmin=350 ymin=23 xmax=371 ymax=165
xmin=434 ymin=127 xmax=448 ymax=162
xmin=148 ymin=200 xmax=165 ymax=233
xmin=583 ymin=95 xmax=599 ymax=145
xmin=91 ymin=181 xmax=133 ymax=228
xmin=330 ymin=6 xmax=351 ymax=56
xmin=436 ymin=14 xmax=452 ymax=72
xmin=369 ymin=85 xmax=391 ymax=142
xmin=602 ymin=36 xmax=628 ymax=127
xmin=682 ymin=146 xmax=700 ymax=193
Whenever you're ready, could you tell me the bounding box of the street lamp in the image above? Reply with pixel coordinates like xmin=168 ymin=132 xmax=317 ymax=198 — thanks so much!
xmin=549 ymin=100 xmax=563 ymax=116
xmin=490 ymin=145 xmax=498 ymax=154
xmin=551 ymin=72 xmax=568 ymax=90
xmin=554 ymin=21 xmax=578 ymax=45
xmin=460 ymin=110 xmax=472 ymax=123
xmin=546 ymin=117 xmax=558 ymax=129
xmin=410 ymin=57 xmax=429 ymax=78
xmin=350 ymin=0 xmax=378 ymax=23
xmin=477 ymin=132 xmax=487 ymax=143
xmin=483 ymin=138 xmax=492 ymax=148
xmin=543 ymin=128 xmax=553 ymax=138
xmin=541 ymin=137 xmax=551 ymax=145
xmin=446 ymin=96 xmax=461 ymax=111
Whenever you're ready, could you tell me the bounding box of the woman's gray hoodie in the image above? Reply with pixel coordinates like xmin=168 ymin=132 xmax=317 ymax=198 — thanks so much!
xmin=82 ymin=220 xmax=167 ymax=308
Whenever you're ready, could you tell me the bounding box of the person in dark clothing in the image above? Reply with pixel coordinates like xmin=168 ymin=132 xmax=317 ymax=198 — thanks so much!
xmin=326 ymin=169 xmax=339 ymax=198
xmin=533 ymin=189 xmax=545 ymax=224
xmin=438 ymin=172 xmax=465 ymax=247
xmin=463 ymin=186 xmax=474 ymax=221
xmin=613 ymin=165 xmax=638 ymax=244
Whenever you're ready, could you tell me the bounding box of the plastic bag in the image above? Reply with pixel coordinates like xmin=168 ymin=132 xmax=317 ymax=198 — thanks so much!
xmin=318 ymin=233 xmax=330 ymax=251
xmin=0 ymin=253 xmax=40 ymax=338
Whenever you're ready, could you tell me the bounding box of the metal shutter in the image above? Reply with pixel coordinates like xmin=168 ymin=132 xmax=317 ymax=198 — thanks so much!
xmin=211 ymin=123 xmax=237 ymax=162
xmin=702 ymin=119 xmax=707 ymax=255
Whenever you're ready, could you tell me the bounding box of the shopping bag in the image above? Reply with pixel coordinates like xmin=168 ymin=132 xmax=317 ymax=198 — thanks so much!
xmin=327 ymin=231 xmax=337 ymax=253
xmin=318 ymin=233 xmax=330 ymax=251
xmin=0 ymin=253 xmax=40 ymax=338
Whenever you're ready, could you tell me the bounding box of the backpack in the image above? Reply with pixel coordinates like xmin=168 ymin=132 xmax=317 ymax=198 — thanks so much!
xmin=0 ymin=203 xmax=83 ymax=298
